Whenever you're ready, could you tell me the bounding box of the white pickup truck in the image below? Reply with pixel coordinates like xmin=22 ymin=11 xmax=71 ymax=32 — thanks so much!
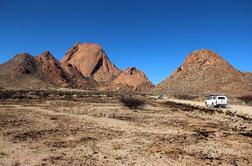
xmin=205 ymin=95 xmax=228 ymax=108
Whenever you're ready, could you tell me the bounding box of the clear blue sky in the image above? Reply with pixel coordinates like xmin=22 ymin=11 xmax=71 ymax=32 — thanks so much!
xmin=0 ymin=0 xmax=251 ymax=84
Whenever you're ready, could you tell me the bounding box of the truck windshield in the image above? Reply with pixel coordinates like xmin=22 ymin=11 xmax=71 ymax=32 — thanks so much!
xmin=218 ymin=97 xmax=226 ymax=99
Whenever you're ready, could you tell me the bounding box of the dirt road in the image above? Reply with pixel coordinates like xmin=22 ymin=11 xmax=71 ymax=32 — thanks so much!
xmin=0 ymin=92 xmax=252 ymax=165
xmin=163 ymin=98 xmax=252 ymax=118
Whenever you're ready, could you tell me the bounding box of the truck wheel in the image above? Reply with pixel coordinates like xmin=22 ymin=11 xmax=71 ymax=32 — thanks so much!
xmin=211 ymin=103 xmax=215 ymax=108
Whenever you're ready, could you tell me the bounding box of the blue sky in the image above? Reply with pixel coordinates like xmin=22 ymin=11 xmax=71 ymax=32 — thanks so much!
xmin=0 ymin=0 xmax=251 ymax=84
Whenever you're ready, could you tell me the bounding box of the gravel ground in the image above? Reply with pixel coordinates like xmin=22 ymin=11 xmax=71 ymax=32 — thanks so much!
xmin=0 ymin=93 xmax=252 ymax=166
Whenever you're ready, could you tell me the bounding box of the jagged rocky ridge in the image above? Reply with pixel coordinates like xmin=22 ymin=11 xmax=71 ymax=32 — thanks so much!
xmin=0 ymin=43 xmax=153 ymax=91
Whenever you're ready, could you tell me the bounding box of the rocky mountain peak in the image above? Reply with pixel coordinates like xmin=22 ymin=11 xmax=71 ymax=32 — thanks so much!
xmin=111 ymin=67 xmax=154 ymax=91
xmin=61 ymin=42 xmax=121 ymax=83
xmin=155 ymin=49 xmax=251 ymax=96
xmin=34 ymin=51 xmax=61 ymax=72
xmin=9 ymin=53 xmax=37 ymax=74
xmin=33 ymin=51 xmax=72 ymax=87
xmin=36 ymin=50 xmax=53 ymax=57
xmin=184 ymin=49 xmax=228 ymax=67
xmin=125 ymin=67 xmax=137 ymax=75
xmin=12 ymin=53 xmax=33 ymax=63
xmin=176 ymin=49 xmax=238 ymax=75
xmin=35 ymin=51 xmax=57 ymax=62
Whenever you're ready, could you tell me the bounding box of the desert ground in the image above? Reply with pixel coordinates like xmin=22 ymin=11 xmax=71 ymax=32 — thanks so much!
xmin=0 ymin=90 xmax=252 ymax=166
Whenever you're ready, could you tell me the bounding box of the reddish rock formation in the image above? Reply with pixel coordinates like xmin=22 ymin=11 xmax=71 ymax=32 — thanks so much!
xmin=34 ymin=51 xmax=72 ymax=87
xmin=0 ymin=53 xmax=54 ymax=89
xmin=155 ymin=49 xmax=252 ymax=96
xmin=0 ymin=42 xmax=153 ymax=91
xmin=0 ymin=51 xmax=97 ymax=89
xmin=11 ymin=53 xmax=37 ymax=74
xmin=243 ymin=72 xmax=252 ymax=88
xmin=111 ymin=67 xmax=154 ymax=91
xmin=1 ymin=46 xmax=251 ymax=94
xmin=34 ymin=51 xmax=96 ymax=89
xmin=61 ymin=43 xmax=121 ymax=83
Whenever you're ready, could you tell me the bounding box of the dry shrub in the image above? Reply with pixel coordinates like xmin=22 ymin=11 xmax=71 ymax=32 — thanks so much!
xmin=112 ymin=143 xmax=123 ymax=150
xmin=240 ymin=130 xmax=252 ymax=138
xmin=0 ymin=151 xmax=8 ymax=157
xmin=237 ymin=95 xmax=252 ymax=104
xmin=174 ymin=94 xmax=198 ymax=100
xmin=119 ymin=95 xmax=145 ymax=109
xmin=0 ymin=90 xmax=16 ymax=99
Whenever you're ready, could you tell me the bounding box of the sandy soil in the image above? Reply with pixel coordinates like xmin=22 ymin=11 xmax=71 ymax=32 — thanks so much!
xmin=0 ymin=92 xmax=252 ymax=166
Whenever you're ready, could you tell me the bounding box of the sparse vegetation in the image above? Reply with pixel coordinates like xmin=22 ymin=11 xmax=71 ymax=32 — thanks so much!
xmin=13 ymin=161 xmax=21 ymax=166
xmin=174 ymin=94 xmax=198 ymax=100
xmin=112 ymin=143 xmax=123 ymax=150
xmin=237 ymin=95 xmax=252 ymax=105
xmin=240 ymin=130 xmax=252 ymax=138
xmin=0 ymin=151 xmax=8 ymax=158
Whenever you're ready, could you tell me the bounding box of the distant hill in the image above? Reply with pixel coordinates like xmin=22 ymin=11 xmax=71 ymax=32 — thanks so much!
xmin=111 ymin=67 xmax=154 ymax=91
xmin=155 ymin=49 xmax=252 ymax=97
xmin=0 ymin=53 xmax=51 ymax=89
xmin=0 ymin=43 xmax=153 ymax=91
xmin=1 ymin=45 xmax=250 ymax=95
xmin=0 ymin=51 xmax=95 ymax=89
